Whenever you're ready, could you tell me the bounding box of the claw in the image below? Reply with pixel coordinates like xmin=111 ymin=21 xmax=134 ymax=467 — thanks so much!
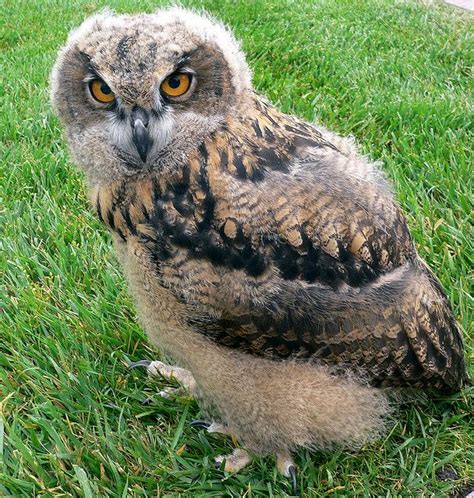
xmin=190 ymin=419 xmax=211 ymax=429
xmin=128 ymin=359 xmax=152 ymax=369
xmin=288 ymin=465 xmax=297 ymax=496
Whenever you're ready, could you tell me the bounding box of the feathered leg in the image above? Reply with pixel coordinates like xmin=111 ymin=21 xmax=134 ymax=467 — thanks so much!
xmin=129 ymin=359 xmax=298 ymax=493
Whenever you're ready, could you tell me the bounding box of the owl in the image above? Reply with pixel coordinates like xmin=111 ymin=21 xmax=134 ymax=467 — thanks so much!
xmin=51 ymin=7 xmax=468 ymax=493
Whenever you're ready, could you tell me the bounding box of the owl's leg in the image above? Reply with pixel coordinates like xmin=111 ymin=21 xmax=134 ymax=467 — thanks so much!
xmin=129 ymin=361 xmax=297 ymax=492
xmin=129 ymin=359 xmax=197 ymax=396
xmin=129 ymin=363 xmax=253 ymax=470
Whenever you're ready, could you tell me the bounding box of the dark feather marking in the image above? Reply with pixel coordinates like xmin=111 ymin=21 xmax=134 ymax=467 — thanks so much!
xmin=121 ymin=207 xmax=137 ymax=236
xmin=250 ymin=167 xmax=265 ymax=182
xmin=285 ymin=123 xmax=340 ymax=152
xmin=175 ymin=52 xmax=193 ymax=71
xmin=78 ymin=51 xmax=99 ymax=75
xmin=106 ymin=210 xmax=115 ymax=230
xmin=366 ymin=240 xmax=379 ymax=269
xmin=141 ymin=204 xmax=150 ymax=221
xmin=263 ymin=126 xmax=275 ymax=142
xmin=96 ymin=195 xmax=104 ymax=224
xmin=200 ymin=192 xmax=216 ymax=230
xmin=111 ymin=182 xmax=128 ymax=211
xmin=273 ymin=233 xmax=379 ymax=288
xmin=198 ymin=142 xmax=209 ymax=166
xmin=172 ymin=193 xmax=194 ymax=217
xmin=198 ymin=143 xmax=214 ymax=218
xmin=220 ymin=150 xmax=228 ymax=169
xmin=116 ymin=35 xmax=135 ymax=61
xmin=245 ymin=250 xmax=267 ymax=276
xmin=234 ymin=155 xmax=247 ymax=179
xmin=116 ymin=227 xmax=126 ymax=242
xmin=256 ymin=147 xmax=289 ymax=172
xmin=252 ymin=120 xmax=263 ymax=138
xmin=147 ymin=41 xmax=157 ymax=57
xmin=151 ymin=177 xmax=162 ymax=204
xmin=274 ymin=244 xmax=300 ymax=279
xmin=181 ymin=163 xmax=191 ymax=188
xmin=212 ymin=60 xmax=223 ymax=97
xmin=264 ymin=109 xmax=278 ymax=127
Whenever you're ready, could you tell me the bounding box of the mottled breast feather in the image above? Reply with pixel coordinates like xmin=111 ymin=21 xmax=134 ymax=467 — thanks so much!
xmin=93 ymin=95 xmax=468 ymax=391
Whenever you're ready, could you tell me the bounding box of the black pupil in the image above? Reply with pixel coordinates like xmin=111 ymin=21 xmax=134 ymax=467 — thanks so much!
xmin=100 ymin=82 xmax=111 ymax=95
xmin=168 ymin=75 xmax=181 ymax=89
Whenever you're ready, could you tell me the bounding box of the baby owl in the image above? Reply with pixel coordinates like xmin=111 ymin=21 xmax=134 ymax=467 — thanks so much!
xmin=51 ymin=7 xmax=468 ymax=491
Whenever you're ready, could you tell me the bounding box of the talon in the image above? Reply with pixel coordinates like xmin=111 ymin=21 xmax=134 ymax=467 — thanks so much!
xmin=128 ymin=359 xmax=152 ymax=369
xmin=141 ymin=397 xmax=153 ymax=405
xmin=190 ymin=419 xmax=211 ymax=429
xmin=288 ymin=465 xmax=298 ymax=496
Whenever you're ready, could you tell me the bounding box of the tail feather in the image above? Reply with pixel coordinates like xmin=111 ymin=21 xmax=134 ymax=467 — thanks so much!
xmin=400 ymin=265 xmax=468 ymax=391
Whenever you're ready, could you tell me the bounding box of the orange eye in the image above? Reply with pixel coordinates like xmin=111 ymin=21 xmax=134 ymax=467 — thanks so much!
xmin=89 ymin=79 xmax=115 ymax=104
xmin=160 ymin=73 xmax=191 ymax=98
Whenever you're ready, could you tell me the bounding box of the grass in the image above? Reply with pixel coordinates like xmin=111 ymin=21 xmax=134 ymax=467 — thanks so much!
xmin=1 ymin=0 xmax=473 ymax=495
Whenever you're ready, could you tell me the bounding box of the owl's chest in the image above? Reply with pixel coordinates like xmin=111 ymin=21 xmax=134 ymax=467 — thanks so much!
xmin=93 ymin=173 xmax=270 ymax=284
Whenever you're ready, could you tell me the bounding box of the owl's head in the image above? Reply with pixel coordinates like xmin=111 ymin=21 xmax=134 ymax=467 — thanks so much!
xmin=51 ymin=7 xmax=251 ymax=183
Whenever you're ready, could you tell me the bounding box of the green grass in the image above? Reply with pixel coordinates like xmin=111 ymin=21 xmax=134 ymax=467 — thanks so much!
xmin=1 ymin=0 xmax=473 ymax=495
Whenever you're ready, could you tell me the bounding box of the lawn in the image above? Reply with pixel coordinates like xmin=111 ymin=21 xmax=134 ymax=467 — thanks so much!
xmin=1 ymin=0 xmax=473 ymax=496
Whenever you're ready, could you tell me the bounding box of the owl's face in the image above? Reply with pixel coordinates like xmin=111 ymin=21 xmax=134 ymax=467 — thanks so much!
xmin=51 ymin=8 xmax=251 ymax=183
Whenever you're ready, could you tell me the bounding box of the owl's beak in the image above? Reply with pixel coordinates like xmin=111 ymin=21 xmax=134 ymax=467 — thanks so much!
xmin=131 ymin=108 xmax=152 ymax=162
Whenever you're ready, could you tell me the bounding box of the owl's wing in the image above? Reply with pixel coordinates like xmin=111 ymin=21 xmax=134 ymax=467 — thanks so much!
xmin=173 ymin=114 xmax=466 ymax=391
xmin=187 ymin=211 xmax=467 ymax=390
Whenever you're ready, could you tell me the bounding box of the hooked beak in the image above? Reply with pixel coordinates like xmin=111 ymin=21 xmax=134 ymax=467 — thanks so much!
xmin=131 ymin=108 xmax=152 ymax=163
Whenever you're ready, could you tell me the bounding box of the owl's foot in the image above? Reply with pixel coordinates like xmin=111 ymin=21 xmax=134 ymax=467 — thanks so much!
xmin=276 ymin=451 xmax=298 ymax=495
xmin=191 ymin=420 xmax=298 ymax=494
xmin=191 ymin=420 xmax=248 ymax=470
xmin=216 ymin=447 xmax=297 ymax=494
xmin=128 ymin=359 xmax=196 ymax=396
xmin=215 ymin=448 xmax=252 ymax=473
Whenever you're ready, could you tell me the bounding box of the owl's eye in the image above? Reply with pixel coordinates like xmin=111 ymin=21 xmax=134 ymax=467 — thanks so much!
xmin=160 ymin=73 xmax=191 ymax=98
xmin=89 ymin=79 xmax=115 ymax=104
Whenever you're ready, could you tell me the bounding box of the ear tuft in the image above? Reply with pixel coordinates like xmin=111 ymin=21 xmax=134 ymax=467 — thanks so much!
xmin=153 ymin=6 xmax=252 ymax=95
